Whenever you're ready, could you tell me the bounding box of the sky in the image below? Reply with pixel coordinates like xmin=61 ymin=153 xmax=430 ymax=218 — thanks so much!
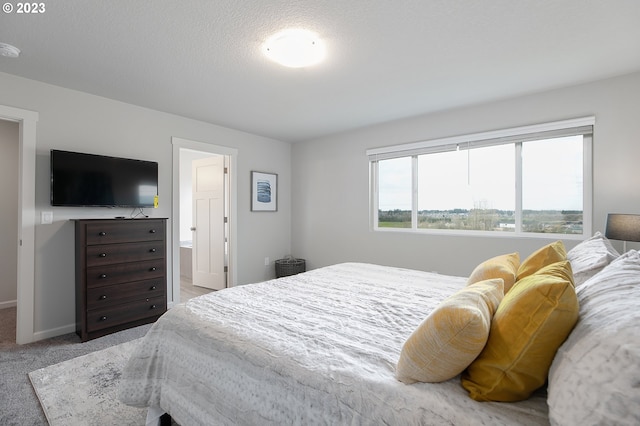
xmin=378 ymin=135 xmax=583 ymax=211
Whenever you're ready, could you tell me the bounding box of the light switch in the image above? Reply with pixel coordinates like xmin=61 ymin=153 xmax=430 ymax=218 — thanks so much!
xmin=41 ymin=211 xmax=53 ymax=224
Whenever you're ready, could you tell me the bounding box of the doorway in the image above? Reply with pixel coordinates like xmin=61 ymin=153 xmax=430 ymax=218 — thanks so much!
xmin=190 ymin=154 xmax=228 ymax=291
xmin=171 ymin=137 xmax=238 ymax=306
xmin=0 ymin=104 xmax=38 ymax=345
xmin=0 ymin=119 xmax=19 ymax=344
xmin=178 ymin=151 xmax=228 ymax=300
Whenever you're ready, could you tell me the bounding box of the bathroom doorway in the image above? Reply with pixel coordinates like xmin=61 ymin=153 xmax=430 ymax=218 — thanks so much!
xmin=171 ymin=137 xmax=238 ymax=306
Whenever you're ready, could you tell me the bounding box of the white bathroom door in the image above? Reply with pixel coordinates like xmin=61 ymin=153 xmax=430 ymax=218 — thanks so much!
xmin=191 ymin=155 xmax=226 ymax=290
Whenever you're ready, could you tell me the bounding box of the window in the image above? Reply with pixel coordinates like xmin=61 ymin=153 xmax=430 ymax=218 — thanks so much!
xmin=369 ymin=117 xmax=593 ymax=237
xmin=378 ymin=157 xmax=412 ymax=227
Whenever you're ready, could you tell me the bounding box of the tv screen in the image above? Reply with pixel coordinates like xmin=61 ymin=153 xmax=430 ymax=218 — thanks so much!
xmin=50 ymin=150 xmax=158 ymax=207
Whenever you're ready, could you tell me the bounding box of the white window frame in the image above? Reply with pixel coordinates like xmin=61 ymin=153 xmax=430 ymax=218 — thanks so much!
xmin=368 ymin=117 xmax=594 ymax=239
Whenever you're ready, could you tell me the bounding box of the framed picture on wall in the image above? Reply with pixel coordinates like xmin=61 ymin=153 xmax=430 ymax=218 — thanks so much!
xmin=251 ymin=171 xmax=278 ymax=212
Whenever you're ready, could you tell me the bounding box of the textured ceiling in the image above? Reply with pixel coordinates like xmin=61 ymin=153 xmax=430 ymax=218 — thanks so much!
xmin=1 ymin=0 xmax=639 ymax=142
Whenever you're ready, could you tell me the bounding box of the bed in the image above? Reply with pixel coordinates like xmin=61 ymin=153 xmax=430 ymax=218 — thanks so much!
xmin=118 ymin=234 xmax=640 ymax=426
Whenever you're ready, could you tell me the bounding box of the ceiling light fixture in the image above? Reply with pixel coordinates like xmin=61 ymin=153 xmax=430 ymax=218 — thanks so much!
xmin=0 ymin=43 xmax=21 ymax=58
xmin=263 ymin=29 xmax=325 ymax=68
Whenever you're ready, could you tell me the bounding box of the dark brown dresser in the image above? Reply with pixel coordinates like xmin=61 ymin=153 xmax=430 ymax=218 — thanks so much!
xmin=74 ymin=218 xmax=167 ymax=341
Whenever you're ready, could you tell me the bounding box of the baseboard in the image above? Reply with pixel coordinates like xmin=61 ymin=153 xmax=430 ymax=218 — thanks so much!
xmin=0 ymin=300 xmax=17 ymax=309
xmin=33 ymin=323 xmax=76 ymax=342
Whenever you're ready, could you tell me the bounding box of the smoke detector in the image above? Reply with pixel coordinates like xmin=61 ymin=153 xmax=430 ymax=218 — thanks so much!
xmin=0 ymin=43 xmax=20 ymax=58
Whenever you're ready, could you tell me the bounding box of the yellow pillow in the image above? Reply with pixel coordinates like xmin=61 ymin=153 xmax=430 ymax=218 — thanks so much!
xmin=396 ymin=278 xmax=504 ymax=384
xmin=467 ymin=252 xmax=520 ymax=293
xmin=533 ymin=260 xmax=575 ymax=287
xmin=461 ymin=262 xmax=578 ymax=402
xmin=517 ymin=240 xmax=566 ymax=280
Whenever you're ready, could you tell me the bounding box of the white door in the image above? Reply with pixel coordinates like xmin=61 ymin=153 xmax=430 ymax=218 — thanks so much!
xmin=191 ymin=155 xmax=226 ymax=290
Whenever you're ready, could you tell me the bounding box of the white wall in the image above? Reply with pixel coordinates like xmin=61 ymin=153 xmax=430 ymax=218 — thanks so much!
xmin=292 ymin=71 xmax=640 ymax=277
xmin=0 ymin=71 xmax=291 ymax=338
xmin=0 ymin=119 xmax=19 ymax=308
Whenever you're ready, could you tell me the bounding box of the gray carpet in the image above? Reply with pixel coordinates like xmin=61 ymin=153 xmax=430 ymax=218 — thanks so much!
xmin=0 ymin=307 xmax=152 ymax=426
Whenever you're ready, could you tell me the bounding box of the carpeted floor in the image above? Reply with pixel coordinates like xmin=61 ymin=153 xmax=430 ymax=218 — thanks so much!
xmin=0 ymin=307 xmax=152 ymax=426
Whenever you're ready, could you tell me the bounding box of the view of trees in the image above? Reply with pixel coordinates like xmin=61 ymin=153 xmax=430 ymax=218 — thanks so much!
xmin=378 ymin=209 xmax=583 ymax=234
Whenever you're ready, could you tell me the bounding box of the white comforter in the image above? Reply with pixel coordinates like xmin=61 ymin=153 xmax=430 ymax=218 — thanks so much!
xmin=118 ymin=263 xmax=548 ymax=425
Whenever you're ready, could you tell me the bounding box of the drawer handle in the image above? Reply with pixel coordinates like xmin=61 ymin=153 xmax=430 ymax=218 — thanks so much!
xmin=149 ymin=248 xmax=157 ymax=253
xmin=150 ymin=304 xmax=157 ymax=310
xmin=150 ymin=267 xmax=157 ymax=272
xmin=150 ymin=285 xmax=157 ymax=290
xmin=99 ymin=253 xmax=107 ymax=258
xmin=98 ymin=232 xmax=106 ymax=236
xmin=99 ymin=316 xmax=108 ymax=321
xmin=149 ymin=229 xmax=156 ymax=234
xmin=99 ymin=295 xmax=107 ymax=300
xmin=99 ymin=274 xmax=107 ymax=279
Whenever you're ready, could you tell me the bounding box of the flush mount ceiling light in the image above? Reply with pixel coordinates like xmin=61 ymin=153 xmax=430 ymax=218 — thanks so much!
xmin=262 ymin=29 xmax=325 ymax=68
xmin=0 ymin=42 xmax=20 ymax=58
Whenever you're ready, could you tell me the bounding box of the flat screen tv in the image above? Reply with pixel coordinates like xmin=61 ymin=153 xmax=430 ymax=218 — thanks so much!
xmin=50 ymin=149 xmax=158 ymax=207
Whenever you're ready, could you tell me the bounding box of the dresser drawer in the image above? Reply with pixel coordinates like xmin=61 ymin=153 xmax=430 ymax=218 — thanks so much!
xmin=87 ymin=296 xmax=165 ymax=332
xmin=84 ymin=220 xmax=165 ymax=245
xmin=87 ymin=279 xmax=165 ymax=309
xmin=86 ymin=241 xmax=165 ymax=267
xmin=87 ymin=259 xmax=165 ymax=288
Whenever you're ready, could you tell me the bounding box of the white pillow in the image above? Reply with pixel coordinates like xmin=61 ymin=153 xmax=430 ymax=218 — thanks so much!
xmin=566 ymin=231 xmax=619 ymax=286
xmin=547 ymin=250 xmax=640 ymax=426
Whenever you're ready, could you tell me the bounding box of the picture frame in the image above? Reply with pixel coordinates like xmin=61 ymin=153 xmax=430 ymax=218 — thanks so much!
xmin=251 ymin=171 xmax=278 ymax=212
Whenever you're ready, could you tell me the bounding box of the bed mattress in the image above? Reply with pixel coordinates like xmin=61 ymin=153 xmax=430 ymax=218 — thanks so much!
xmin=118 ymin=263 xmax=548 ymax=425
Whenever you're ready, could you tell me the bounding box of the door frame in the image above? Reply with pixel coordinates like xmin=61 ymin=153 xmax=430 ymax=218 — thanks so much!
xmin=0 ymin=104 xmax=38 ymax=344
xmin=171 ymin=137 xmax=237 ymax=305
